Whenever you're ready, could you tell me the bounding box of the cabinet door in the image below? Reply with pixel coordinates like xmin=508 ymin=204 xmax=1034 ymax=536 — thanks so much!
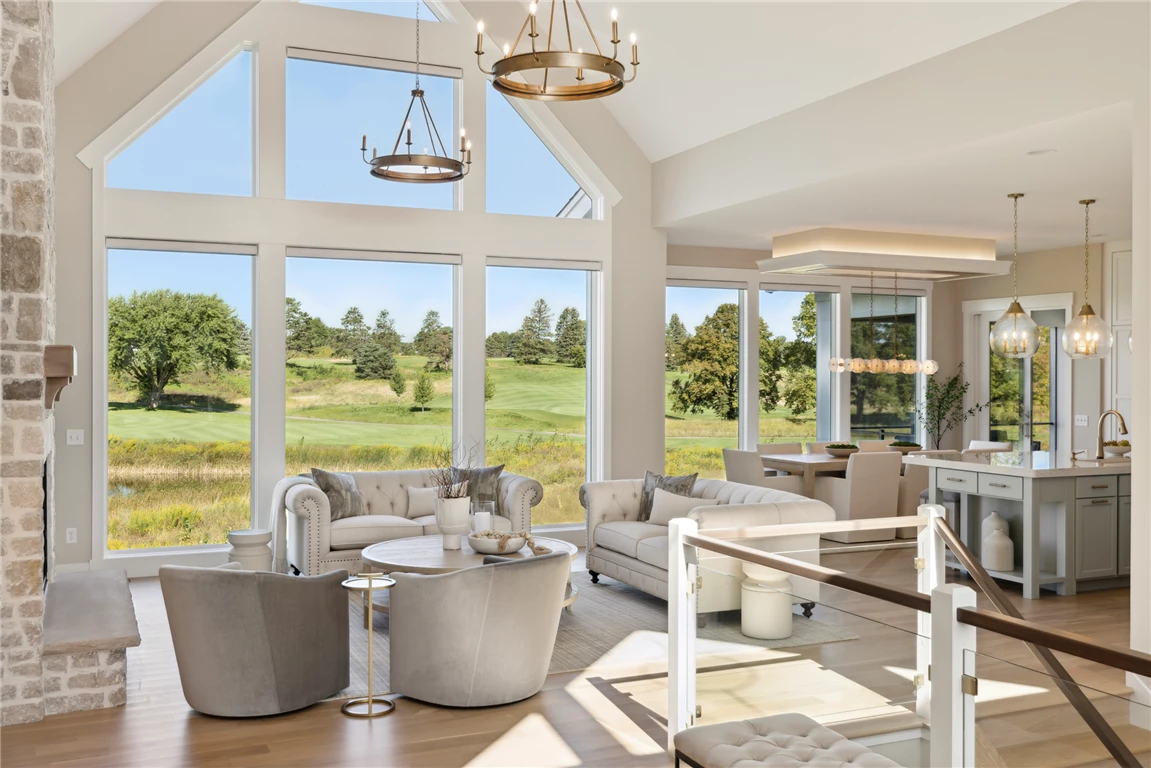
xmin=1076 ymin=498 xmax=1118 ymax=579
xmin=1118 ymin=497 xmax=1131 ymax=576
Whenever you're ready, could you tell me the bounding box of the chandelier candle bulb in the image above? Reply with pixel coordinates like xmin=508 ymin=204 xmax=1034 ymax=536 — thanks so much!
xmin=529 ymin=3 xmax=537 ymax=39
xmin=475 ymin=21 xmax=484 ymax=56
xmin=631 ymin=33 xmax=639 ymax=65
xmin=611 ymin=8 xmax=619 ymax=45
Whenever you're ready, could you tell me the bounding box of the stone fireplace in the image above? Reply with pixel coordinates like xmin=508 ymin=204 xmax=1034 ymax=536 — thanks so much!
xmin=1 ymin=0 xmax=56 ymax=727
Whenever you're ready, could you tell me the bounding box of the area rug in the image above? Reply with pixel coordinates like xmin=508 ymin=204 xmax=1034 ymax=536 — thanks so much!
xmin=331 ymin=574 xmax=858 ymax=699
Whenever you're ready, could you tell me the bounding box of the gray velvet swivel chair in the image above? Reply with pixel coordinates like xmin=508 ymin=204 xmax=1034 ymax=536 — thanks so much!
xmin=389 ymin=552 xmax=570 ymax=708
xmin=159 ymin=565 xmax=349 ymax=717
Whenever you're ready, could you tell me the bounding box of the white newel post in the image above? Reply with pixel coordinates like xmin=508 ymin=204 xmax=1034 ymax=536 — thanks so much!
xmin=668 ymin=518 xmax=699 ymax=754
xmin=930 ymin=583 xmax=977 ymax=768
xmin=917 ymin=505 xmax=947 ymax=719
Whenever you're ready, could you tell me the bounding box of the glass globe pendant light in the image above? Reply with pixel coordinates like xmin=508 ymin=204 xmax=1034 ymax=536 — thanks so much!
xmin=990 ymin=193 xmax=1039 ymax=359
xmin=1061 ymin=199 xmax=1113 ymax=359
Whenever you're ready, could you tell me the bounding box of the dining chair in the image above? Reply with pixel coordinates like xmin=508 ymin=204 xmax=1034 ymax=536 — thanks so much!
xmin=813 ymin=451 xmax=902 ymax=543
xmin=757 ymin=442 xmax=802 ymax=476
xmin=805 ymin=441 xmax=834 ymax=455
xmin=859 ymin=439 xmax=895 ymax=452
xmin=723 ymin=448 xmax=805 ymax=495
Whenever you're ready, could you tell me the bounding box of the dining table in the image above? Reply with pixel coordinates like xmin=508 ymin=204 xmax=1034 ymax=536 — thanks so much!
xmin=759 ymin=452 xmax=851 ymax=498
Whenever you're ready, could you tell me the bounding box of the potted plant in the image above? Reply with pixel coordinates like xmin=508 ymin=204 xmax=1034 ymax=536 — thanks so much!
xmin=430 ymin=464 xmax=472 ymax=550
xmin=825 ymin=443 xmax=859 ymax=457
xmin=914 ymin=363 xmax=988 ymax=450
xmin=888 ymin=440 xmax=922 ymax=455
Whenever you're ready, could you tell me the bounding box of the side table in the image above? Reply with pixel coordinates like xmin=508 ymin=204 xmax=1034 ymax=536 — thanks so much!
xmin=227 ymin=529 xmax=272 ymax=570
xmin=341 ymin=573 xmax=396 ymax=718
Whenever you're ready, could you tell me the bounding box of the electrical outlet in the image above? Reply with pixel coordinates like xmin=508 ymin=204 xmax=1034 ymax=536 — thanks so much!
xmin=66 ymin=528 xmax=78 ymax=544
xmin=1075 ymin=414 xmax=1089 ymax=427
xmin=66 ymin=429 xmax=84 ymax=446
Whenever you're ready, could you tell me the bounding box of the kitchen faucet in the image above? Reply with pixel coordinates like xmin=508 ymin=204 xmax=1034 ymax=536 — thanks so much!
xmin=1095 ymin=410 xmax=1128 ymax=460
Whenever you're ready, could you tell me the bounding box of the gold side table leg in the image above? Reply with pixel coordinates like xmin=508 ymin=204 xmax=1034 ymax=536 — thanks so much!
xmin=343 ymin=574 xmax=394 ymax=718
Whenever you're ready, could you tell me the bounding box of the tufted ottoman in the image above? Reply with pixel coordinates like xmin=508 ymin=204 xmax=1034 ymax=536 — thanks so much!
xmin=674 ymin=713 xmax=902 ymax=768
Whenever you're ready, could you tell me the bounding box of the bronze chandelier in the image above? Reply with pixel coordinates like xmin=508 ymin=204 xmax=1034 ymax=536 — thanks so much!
xmin=475 ymin=2 xmax=640 ymax=102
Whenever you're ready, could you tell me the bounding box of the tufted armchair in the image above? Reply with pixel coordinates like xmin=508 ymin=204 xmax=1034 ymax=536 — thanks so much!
xmin=275 ymin=469 xmax=543 ymax=576
xmin=579 ymin=477 xmax=835 ymax=617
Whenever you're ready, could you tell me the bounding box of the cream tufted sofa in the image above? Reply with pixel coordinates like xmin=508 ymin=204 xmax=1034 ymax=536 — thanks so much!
xmin=580 ymin=478 xmax=835 ymax=617
xmin=275 ymin=469 xmax=543 ymax=576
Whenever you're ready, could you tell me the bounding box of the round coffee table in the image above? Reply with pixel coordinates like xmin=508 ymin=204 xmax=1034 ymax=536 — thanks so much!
xmin=361 ymin=535 xmax=579 ymax=615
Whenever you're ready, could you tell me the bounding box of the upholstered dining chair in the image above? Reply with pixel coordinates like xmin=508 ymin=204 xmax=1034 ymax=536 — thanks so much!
xmin=388 ymin=552 xmax=571 ymax=708
xmin=722 ymin=448 xmax=805 ymax=494
xmin=814 ymin=451 xmax=903 ymax=543
xmin=859 ymin=439 xmax=895 ymax=452
xmin=805 ymin=441 xmax=834 ymax=454
xmin=756 ymin=442 xmax=803 ymax=476
xmin=159 ymin=564 xmax=349 ymax=717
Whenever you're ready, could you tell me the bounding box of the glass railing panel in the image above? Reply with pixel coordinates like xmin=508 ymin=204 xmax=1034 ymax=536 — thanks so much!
xmin=965 ymin=649 xmax=1151 ymax=767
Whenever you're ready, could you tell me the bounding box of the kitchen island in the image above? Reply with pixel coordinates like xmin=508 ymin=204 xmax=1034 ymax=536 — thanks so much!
xmin=904 ymin=451 xmax=1132 ymax=599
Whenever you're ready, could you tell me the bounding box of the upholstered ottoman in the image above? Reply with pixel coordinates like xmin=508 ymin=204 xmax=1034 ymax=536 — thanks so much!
xmin=674 ymin=712 xmax=901 ymax=768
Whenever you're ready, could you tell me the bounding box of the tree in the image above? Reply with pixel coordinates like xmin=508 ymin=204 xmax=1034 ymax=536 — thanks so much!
xmin=286 ymin=297 xmax=328 ymax=359
xmin=781 ymin=367 xmax=816 ymax=415
xmin=390 ymin=368 xmax=407 ymax=398
xmin=665 ymin=313 xmax=688 ymax=371
xmin=554 ymin=307 xmax=586 ymax=365
xmin=759 ymin=318 xmax=787 ymax=413
xmin=485 ymin=370 xmax=496 ymax=401
xmin=513 ymin=299 xmax=553 ymax=364
xmin=414 ymin=310 xmax=452 ymax=370
xmin=670 ymin=303 xmax=740 ymax=420
xmin=339 ymin=306 xmax=370 ymax=358
xmin=413 ymin=371 xmax=435 ymax=411
xmin=354 ymin=341 xmax=396 ymax=380
xmin=108 ymin=290 xmax=242 ymax=409
xmin=486 ymin=330 xmax=517 ymax=358
xmin=569 ymin=344 xmax=586 ymax=369
xmin=779 ymin=293 xmax=817 ymax=415
xmin=373 ymin=310 xmax=402 ymax=355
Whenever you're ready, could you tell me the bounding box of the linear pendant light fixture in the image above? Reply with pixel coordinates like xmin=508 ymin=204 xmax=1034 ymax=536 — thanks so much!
xmin=361 ymin=2 xmax=472 ymax=183
xmin=1061 ymin=199 xmax=1112 ymax=359
xmin=990 ymin=193 xmax=1039 ymax=359
xmin=829 ymin=272 xmax=935 ymax=375
xmin=475 ymin=2 xmax=640 ymax=102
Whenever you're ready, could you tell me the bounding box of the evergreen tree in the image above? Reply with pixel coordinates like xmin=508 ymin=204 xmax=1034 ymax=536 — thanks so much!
xmin=554 ymin=307 xmax=586 ymax=365
xmin=413 ymin=371 xmax=435 ymax=411
xmin=485 ymin=330 xmax=516 ymax=358
xmin=513 ymin=299 xmax=553 ymax=364
xmin=286 ymin=297 xmax=328 ymax=359
xmin=414 ymin=310 xmax=452 ymax=370
xmin=485 ymin=370 xmax=496 ymax=401
xmin=339 ymin=306 xmax=370 ymax=358
xmin=354 ymin=341 xmax=396 ymax=380
xmin=373 ymin=309 xmax=402 ymax=355
xmin=665 ymin=313 xmax=688 ymax=371
xmin=390 ymin=368 xmax=407 ymax=398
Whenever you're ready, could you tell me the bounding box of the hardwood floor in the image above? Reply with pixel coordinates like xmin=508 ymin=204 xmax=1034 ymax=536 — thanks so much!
xmin=1 ymin=545 xmax=1144 ymax=768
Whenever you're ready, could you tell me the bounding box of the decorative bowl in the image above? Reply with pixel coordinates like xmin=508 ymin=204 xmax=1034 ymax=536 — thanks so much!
xmin=468 ymin=533 xmax=527 ymax=555
xmin=1103 ymin=445 xmax=1132 ymax=457
xmin=825 ymin=447 xmax=859 ymax=458
xmin=888 ymin=444 xmax=922 ymax=455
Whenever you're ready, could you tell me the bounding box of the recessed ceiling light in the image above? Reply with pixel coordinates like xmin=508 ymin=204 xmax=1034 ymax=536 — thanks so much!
xmin=1026 ymin=148 xmax=1057 ymax=156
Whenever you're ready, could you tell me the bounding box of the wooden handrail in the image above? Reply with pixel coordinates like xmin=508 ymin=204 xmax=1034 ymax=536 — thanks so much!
xmin=934 ymin=518 xmax=1142 ymax=767
xmin=700 ymin=515 xmax=928 ymax=541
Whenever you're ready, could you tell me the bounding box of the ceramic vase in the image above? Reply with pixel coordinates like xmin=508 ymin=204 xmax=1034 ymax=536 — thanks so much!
xmin=981 ymin=511 xmax=1009 ymax=541
xmin=982 ymin=529 xmax=1015 ymax=572
xmin=435 ymin=497 xmax=471 ymax=550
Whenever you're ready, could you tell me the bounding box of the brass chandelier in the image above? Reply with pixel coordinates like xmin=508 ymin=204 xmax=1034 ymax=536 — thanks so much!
xmin=362 ymin=2 xmax=472 ymax=183
xmin=475 ymin=2 xmax=640 ymax=102
xmin=990 ymin=193 xmax=1039 ymax=359
xmin=1061 ymin=199 xmax=1113 ymax=359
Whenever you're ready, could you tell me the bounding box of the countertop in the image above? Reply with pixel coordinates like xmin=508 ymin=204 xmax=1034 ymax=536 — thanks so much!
xmin=903 ymin=451 xmax=1132 ymax=478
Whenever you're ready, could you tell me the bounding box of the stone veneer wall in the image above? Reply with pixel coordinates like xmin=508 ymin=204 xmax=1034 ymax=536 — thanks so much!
xmin=0 ymin=0 xmax=55 ymax=727
xmin=42 ymin=650 xmax=126 ymax=714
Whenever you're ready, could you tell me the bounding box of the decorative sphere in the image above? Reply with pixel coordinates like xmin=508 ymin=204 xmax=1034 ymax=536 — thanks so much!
xmin=1061 ymin=307 xmax=1113 ymax=359
xmin=921 ymin=359 xmax=939 ymax=375
xmin=849 ymin=358 xmax=867 ymax=374
xmin=989 ymin=304 xmax=1040 ymax=359
xmin=901 ymin=359 xmax=922 ymax=375
xmin=884 ymin=359 xmax=902 ymax=374
xmin=867 ymin=358 xmax=885 ymax=374
xmin=828 ymin=357 xmax=846 ymax=373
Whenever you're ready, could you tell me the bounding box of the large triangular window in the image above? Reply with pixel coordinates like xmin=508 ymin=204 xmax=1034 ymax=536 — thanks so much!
xmin=486 ymin=87 xmax=588 ymax=218
xmin=301 ymin=1 xmax=440 ymax=20
xmin=108 ymin=50 xmax=254 ymax=197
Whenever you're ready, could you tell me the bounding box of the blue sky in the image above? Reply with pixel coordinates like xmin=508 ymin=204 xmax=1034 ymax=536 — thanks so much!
xmin=665 ymin=287 xmax=808 ymax=342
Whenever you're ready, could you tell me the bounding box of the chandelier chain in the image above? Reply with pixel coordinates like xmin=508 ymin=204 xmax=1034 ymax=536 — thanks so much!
xmin=869 ymin=271 xmax=875 ymax=360
xmin=893 ymin=272 xmax=899 ymax=359
xmin=1083 ymin=200 xmax=1090 ymax=301
xmin=415 ymin=0 xmax=420 ymax=89
xmin=1013 ymin=194 xmax=1019 ymax=300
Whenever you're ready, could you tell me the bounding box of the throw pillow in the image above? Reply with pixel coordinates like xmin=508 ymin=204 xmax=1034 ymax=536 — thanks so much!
xmin=649 ymin=488 xmax=717 ymax=526
xmin=453 ymin=464 xmax=504 ymax=515
xmin=639 ymin=470 xmax=697 ymax=521
xmin=310 ymin=468 xmax=366 ymax=522
xmin=406 ymin=484 xmax=467 ymax=519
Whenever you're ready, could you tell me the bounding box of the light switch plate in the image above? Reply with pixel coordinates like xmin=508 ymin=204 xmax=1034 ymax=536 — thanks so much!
xmin=66 ymin=429 xmax=84 ymax=446
xmin=1075 ymin=414 xmax=1089 ymax=427
xmin=66 ymin=528 xmax=77 ymax=544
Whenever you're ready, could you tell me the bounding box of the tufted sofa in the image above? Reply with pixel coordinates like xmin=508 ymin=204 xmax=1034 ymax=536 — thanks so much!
xmin=275 ymin=469 xmax=543 ymax=576
xmin=673 ymin=712 xmax=900 ymax=768
xmin=580 ymin=478 xmax=835 ymax=616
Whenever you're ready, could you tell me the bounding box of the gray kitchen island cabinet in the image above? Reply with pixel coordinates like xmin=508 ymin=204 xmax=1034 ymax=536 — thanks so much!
xmin=905 ymin=452 xmax=1132 ymax=599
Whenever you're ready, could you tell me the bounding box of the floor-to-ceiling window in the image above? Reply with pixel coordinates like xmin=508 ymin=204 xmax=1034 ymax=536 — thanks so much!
xmin=485 ymin=265 xmax=594 ymax=525
xmin=284 ymin=253 xmax=455 ymax=474
xmin=759 ymin=289 xmax=836 ymax=446
xmin=105 ymin=245 xmax=254 ymax=550
xmin=849 ymin=291 xmax=921 ymax=442
xmin=665 ymin=284 xmax=743 ymax=478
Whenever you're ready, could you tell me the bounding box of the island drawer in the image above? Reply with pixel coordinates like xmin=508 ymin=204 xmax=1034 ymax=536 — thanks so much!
xmin=938 ymin=469 xmax=978 ymax=493
xmin=979 ymin=474 xmax=1024 ymax=500
xmin=1120 ymin=475 xmax=1131 ymax=496
xmin=1076 ymin=476 xmax=1118 ymax=499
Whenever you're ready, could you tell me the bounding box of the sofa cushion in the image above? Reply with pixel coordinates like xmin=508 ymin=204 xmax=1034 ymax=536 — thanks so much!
xmin=454 ymin=464 xmax=504 ymax=515
xmin=311 ymin=468 xmax=365 ymax=521
xmin=329 ymin=515 xmax=423 ymax=550
xmin=649 ymin=488 xmax=718 ymax=526
xmin=594 ymin=521 xmax=667 ymax=558
xmin=635 ymin=536 xmax=669 ymax=570
xmin=639 ymin=471 xmax=698 ymax=521
xmin=413 ymin=514 xmax=512 ymax=536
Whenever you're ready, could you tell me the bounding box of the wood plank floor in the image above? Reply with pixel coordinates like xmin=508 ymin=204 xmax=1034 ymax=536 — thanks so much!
xmin=2 ymin=545 xmax=1145 ymax=768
